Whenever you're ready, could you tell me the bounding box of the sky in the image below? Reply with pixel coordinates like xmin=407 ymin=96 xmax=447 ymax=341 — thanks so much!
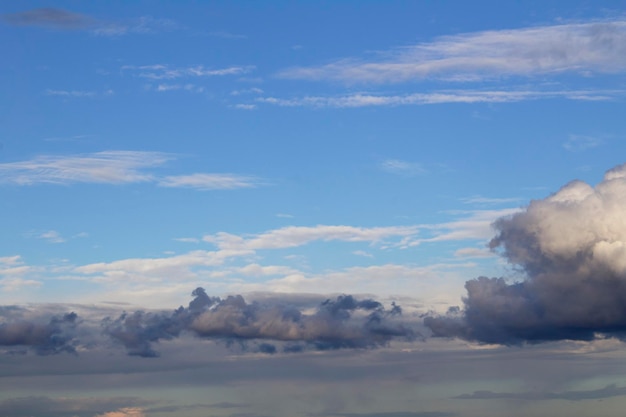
xmin=1 ymin=1 xmax=626 ymax=416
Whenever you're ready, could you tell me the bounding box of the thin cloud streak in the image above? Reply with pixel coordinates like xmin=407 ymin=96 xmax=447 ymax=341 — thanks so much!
xmin=279 ymin=19 xmax=626 ymax=83
xmin=0 ymin=151 xmax=265 ymax=190
xmin=257 ymin=89 xmax=624 ymax=108
xmin=122 ymin=64 xmax=254 ymax=80
xmin=159 ymin=173 xmax=263 ymax=190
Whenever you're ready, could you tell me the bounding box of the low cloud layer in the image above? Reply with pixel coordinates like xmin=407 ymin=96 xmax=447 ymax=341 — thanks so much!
xmin=426 ymin=163 xmax=626 ymax=344
xmin=104 ymin=288 xmax=415 ymax=357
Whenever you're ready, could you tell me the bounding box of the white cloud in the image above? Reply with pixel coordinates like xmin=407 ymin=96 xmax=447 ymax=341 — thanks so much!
xmin=461 ymin=195 xmax=522 ymax=205
xmin=38 ymin=230 xmax=66 ymax=243
xmin=0 ymin=151 xmax=265 ymax=190
xmin=257 ymin=89 xmax=624 ymax=108
xmin=92 ymin=15 xmax=179 ymax=37
xmin=45 ymin=89 xmax=97 ymax=98
xmin=352 ymin=250 xmax=374 ymax=258
xmin=203 ymin=225 xmax=420 ymax=251
xmin=411 ymin=208 xmax=522 ymax=245
xmin=122 ymin=64 xmax=254 ymax=80
xmin=232 ymin=104 xmax=257 ymax=110
xmin=154 ymin=83 xmax=204 ymax=93
xmin=380 ymin=159 xmax=426 ymax=176
xmin=0 ymin=255 xmax=22 ymax=265
xmin=279 ymin=19 xmax=626 ymax=83
xmin=563 ymin=134 xmax=604 ymax=152
xmin=159 ymin=173 xmax=263 ymax=190
xmin=454 ymin=247 xmax=495 ymax=258
xmin=0 ymin=151 xmax=169 ymax=185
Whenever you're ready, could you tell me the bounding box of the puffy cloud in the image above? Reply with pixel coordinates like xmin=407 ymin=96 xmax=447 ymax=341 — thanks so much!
xmin=104 ymin=288 xmax=416 ymax=357
xmin=425 ymin=163 xmax=626 ymax=344
xmin=0 ymin=311 xmax=79 ymax=355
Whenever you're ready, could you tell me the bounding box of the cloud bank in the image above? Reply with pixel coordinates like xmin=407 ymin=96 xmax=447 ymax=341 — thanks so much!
xmin=425 ymin=163 xmax=626 ymax=344
xmin=104 ymin=288 xmax=415 ymax=357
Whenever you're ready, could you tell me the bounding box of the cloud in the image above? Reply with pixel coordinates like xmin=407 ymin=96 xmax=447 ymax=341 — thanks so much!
xmin=0 ymin=311 xmax=79 ymax=355
xmin=92 ymin=16 xmax=178 ymax=37
xmin=325 ymin=413 xmax=454 ymax=417
xmin=257 ymin=89 xmax=624 ymax=108
xmin=45 ymin=89 xmax=98 ymax=98
xmin=425 ymin=163 xmax=626 ymax=344
xmin=455 ymin=384 xmax=626 ymax=401
xmin=103 ymin=288 xmax=415 ymax=357
xmin=279 ymin=19 xmax=626 ymax=83
xmin=159 ymin=173 xmax=263 ymax=190
xmin=2 ymin=8 xmax=92 ymax=29
xmin=0 ymin=151 xmax=168 ymax=185
xmin=380 ymin=159 xmax=426 ymax=176
xmin=412 ymin=208 xmax=521 ymax=245
xmin=122 ymin=64 xmax=254 ymax=80
xmin=2 ymin=8 xmax=178 ymax=37
xmin=204 ymin=225 xmax=420 ymax=251
xmin=0 ymin=397 xmax=152 ymax=417
xmin=0 ymin=151 xmax=265 ymax=190
xmin=460 ymin=195 xmax=522 ymax=205
xmin=37 ymin=230 xmax=66 ymax=243
xmin=563 ymin=134 xmax=604 ymax=152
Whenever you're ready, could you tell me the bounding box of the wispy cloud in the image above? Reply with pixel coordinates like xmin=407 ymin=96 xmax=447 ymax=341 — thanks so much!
xmin=257 ymin=89 xmax=624 ymax=108
xmin=0 ymin=151 xmax=168 ymax=185
xmin=203 ymin=225 xmax=420 ymax=251
xmin=2 ymin=8 xmax=92 ymax=29
xmin=279 ymin=19 xmax=626 ymax=83
xmin=159 ymin=173 xmax=263 ymax=190
xmin=122 ymin=64 xmax=254 ymax=80
xmin=45 ymin=89 xmax=97 ymax=98
xmin=2 ymin=8 xmax=178 ymax=37
xmin=455 ymin=384 xmax=626 ymax=401
xmin=380 ymin=159 xmax=426 ymax=176
xmin=0 ymin=151 xmax=265 ymax=190
xmin=37 ymin=230 xmax=66 ymax=244
xmin=563 ymin=134 xmax=604 ymax=152
xmin=208 ymin=31 xmax=247 ymax=40
xmin=92 ymin=16 xmax=178 ymax=37
xmin=460 ymin=195 xmax=522 ymax=205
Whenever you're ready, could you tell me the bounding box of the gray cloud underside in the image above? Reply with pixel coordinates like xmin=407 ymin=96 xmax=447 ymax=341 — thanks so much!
xmin=104 ymin=288 xmax=416 ymax=357
xmin=425 ymin=163 xmax=626 ymax=345
xmin=0 ymin=290 xmax=415 ymax=357
xmin=279 ymin=20 xmax=626 ymax=83
xmin=321 ymin=413 xmax=455 ymax=417
xmin=0 ymin=311 xmax=78 ymax=355
xmin=455 ymin=383 xmax=626 ymax=401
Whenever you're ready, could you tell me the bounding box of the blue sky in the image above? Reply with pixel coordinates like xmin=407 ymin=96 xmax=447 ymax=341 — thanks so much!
xmin=2 ymin=2 xmax=626 ymax=417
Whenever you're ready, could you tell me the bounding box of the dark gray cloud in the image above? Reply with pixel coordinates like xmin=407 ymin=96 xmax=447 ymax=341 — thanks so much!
xmin=2 ymin=8 xmax=92 ymax=29
xmin=104 ymin=288 xmax=416 ymax=357
xmin=425 ymin=163 xmax=626 ymax=344
xmin=455 ymin=383 xmax=626 ymax=401
xmin=320 ymin=412 xmax=455 ymax=417
xmin=0 ymin=311 xmax=79 ymax=355
xmin=0 ymin=395 xmax=153 ymax=417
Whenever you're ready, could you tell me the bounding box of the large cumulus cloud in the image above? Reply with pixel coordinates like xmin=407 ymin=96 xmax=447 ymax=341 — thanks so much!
xmin=104 ymin=288 xmax=415 ymax=357
xmin=425 ymin=164 xmax=626 ymax=344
